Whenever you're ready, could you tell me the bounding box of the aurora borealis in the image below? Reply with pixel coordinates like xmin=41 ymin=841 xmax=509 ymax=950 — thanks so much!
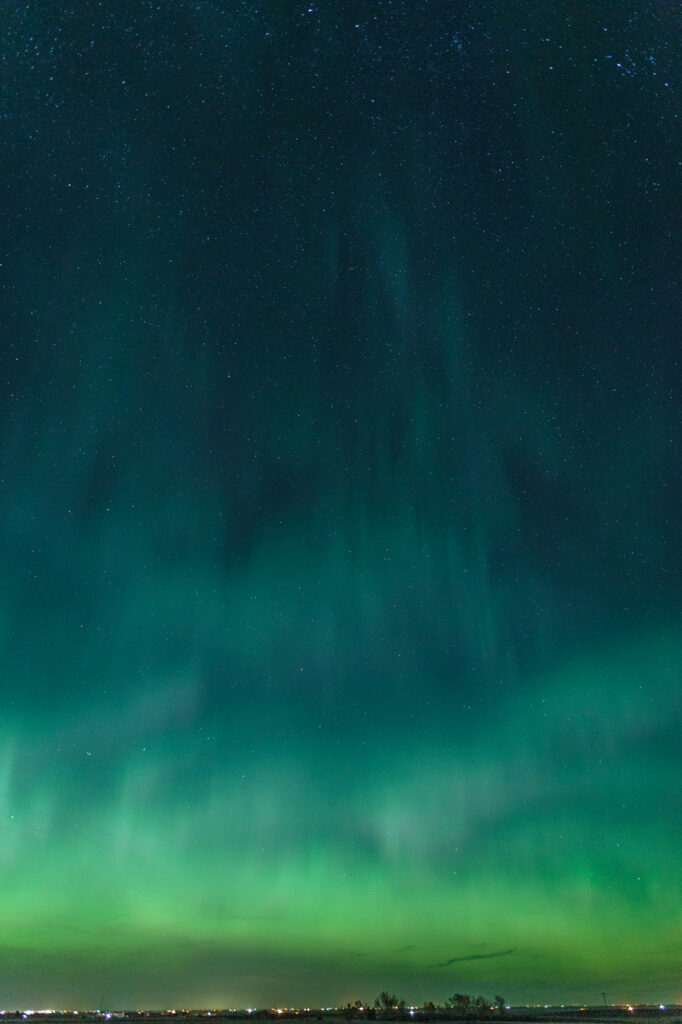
xmin=1 ymin=0 xmax=680 ymax=1011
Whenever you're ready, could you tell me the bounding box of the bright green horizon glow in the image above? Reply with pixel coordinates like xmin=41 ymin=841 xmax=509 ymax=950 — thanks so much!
xmin=1 ymin=628 xmax=679 ymax=1007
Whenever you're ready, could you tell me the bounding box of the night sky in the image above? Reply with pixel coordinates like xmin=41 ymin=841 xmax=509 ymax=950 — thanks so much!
xmin=1 ymin=0 xmax=680 ymax=1011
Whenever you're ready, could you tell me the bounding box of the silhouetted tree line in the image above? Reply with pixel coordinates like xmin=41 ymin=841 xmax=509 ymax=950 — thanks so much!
xmin=446 ymin=995 xmax=506 ymax=1018
xmin=341 ymin=994 xmax=506 ymax=1021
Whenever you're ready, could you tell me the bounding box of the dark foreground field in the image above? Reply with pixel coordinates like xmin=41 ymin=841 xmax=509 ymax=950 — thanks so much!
xmin=6 ymin=1010 xmax=681 ymax=1024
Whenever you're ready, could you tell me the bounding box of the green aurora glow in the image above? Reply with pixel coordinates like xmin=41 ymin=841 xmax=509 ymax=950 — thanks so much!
xmin=0 ymin=0 xmax=679 ymax=1010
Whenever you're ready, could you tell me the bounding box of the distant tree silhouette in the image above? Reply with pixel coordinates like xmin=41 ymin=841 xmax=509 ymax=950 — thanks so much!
xmin=446 ymin=994 xmax=500 ymax=1018
xmin=374 ymin=994 xmax=406 ymax=1017
xmin=448 ymin=995 xmax=471 ymax=1017
xmin=474 ymin=997 xmax=491 ymax=1018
